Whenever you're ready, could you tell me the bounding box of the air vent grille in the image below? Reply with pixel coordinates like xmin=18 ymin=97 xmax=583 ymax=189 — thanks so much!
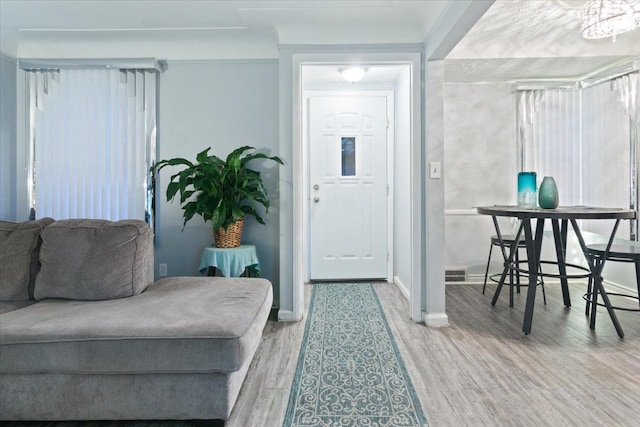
xmin=445 ymin=268 xmax=467 ymax=282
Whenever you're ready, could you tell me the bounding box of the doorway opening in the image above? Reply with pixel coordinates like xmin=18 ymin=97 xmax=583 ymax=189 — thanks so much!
xmin=280 ymin=51 xmax=423 ymax=323
xmin=299 ymin=62 xmax=416 ymax=300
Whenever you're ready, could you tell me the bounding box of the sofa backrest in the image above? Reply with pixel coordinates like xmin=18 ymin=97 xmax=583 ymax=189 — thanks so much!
xmin=0 ymin=218 xmax=55 ymax=301
xmin=34 ymin=219 xmax=154 ymax=301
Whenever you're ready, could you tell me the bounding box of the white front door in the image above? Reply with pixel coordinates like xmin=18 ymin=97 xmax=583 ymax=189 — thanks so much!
xmin=309 ymin=95 xmax=388 ymax=280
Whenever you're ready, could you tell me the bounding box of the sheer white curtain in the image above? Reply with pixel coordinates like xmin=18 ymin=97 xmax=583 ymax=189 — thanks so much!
xmin=26 ymin=68 xmax=157 ymax=222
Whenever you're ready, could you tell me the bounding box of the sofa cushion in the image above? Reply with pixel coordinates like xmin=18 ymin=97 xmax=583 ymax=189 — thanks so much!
xmin=0 ymin=301 xmax=37 ymax=314
xmin=34 ymin=219 xmax=153 ymax=301
xmin=0 ymin=218 xmax=55 ymax=301
xmin=0 ymin=277 xmax=273 ymax=375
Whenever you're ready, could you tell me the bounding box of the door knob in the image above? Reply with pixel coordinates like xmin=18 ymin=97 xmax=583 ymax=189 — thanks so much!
xmin=313 ymin=196 xmax=320 ymax=203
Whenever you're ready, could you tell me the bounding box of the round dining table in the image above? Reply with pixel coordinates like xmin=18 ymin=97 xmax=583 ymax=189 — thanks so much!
xmin=476 ymin=205 xmax=635 ymax=337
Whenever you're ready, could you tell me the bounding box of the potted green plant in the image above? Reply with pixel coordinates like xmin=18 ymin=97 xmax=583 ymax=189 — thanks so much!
xmin=154 ymin=146 xmax=284 ymax=248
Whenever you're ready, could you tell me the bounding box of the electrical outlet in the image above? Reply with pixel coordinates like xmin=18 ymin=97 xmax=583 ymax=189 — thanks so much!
xmin=159 ymin=263 xmax=167 ymax=277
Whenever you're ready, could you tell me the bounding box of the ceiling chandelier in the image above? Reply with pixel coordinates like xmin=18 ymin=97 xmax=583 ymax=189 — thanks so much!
xmin=581 ymin=0 xmax=640 ymax=40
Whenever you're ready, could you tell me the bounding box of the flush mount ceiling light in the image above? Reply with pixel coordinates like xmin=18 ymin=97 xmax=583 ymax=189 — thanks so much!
xmin=340 ymin=67 xmax=367 ymax=83
xmin=581 ymin=0 xmax=640 ymax=40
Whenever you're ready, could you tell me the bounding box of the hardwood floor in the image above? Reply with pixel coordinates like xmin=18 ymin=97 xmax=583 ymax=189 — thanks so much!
xmin=5 ymin=281 xmax=640 ymax=426
xmin=229 ymin=281 xmax=640 ymax=427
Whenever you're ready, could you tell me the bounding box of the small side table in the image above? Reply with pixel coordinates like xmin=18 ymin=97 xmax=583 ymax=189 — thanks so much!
xmin=199 ymin=244 xmax=260 ymax=277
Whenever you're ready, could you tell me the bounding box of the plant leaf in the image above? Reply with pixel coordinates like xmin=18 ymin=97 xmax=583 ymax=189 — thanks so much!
xmin=155 ymin=145 xmax=283 ymax=231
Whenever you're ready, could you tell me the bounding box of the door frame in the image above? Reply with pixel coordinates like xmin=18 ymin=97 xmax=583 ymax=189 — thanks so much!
xmin=303 ymin=90 xmax=394 ymax=283
xmin=278 ymin=49 xmax=423 ymax=323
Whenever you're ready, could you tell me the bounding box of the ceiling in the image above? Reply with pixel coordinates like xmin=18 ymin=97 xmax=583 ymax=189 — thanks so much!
xmin=447 ymin=0 xmax=640 ymax=82
xmin=0 ymin=0 xmax=449 ymax=58
xmin=1 ymin=0 xmax=639 ymax=83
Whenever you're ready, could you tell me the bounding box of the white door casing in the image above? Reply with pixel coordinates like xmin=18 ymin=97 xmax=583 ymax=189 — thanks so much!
xmin=279 ymin=52 xmax=422 ymax=324
xmin=309 ymin=95 xmax=388 ymax=280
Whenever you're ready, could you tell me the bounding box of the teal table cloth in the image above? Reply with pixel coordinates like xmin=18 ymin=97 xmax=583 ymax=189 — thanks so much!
xmin=198 ymin=244 xmax=260 ymax=277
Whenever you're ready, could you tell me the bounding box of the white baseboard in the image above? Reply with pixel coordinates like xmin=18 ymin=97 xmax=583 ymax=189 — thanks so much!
xmin=603 ymin=280 xmax=638 ymax=295
xmin=423 ymin=312 xmax=449 ymax=327
xmin=278 ymin=309 xmax=303 ymax=322
xmin=394 ymin=276 xmax=449 ymax=327
xmin=443 ymin=272 xmax=484 ymax=285
xmin=393 ymin=275 xmax=410 ymax=300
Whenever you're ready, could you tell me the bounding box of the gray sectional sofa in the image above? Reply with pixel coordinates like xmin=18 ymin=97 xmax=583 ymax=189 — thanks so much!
xmin=0 ymin=218 xmax=273 ymax=421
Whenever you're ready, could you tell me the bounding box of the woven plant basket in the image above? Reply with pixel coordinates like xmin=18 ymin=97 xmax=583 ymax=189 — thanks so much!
xmin=214 ymin=218 xmax=244 ymax=248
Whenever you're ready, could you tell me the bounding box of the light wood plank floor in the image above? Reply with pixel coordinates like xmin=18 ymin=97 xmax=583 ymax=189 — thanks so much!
xmin=229 ymin=281 xmax=640 ymax=427
xmin=5 ymin=281 xmax=640 ymax=426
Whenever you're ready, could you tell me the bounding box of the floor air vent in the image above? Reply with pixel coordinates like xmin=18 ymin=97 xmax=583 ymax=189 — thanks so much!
xmin=445 ymin=268 xmax=467 ymax=282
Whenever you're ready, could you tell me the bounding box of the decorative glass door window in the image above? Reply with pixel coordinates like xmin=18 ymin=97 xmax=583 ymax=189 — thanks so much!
xmin=341 ymin=137 xmax=356 ymax=176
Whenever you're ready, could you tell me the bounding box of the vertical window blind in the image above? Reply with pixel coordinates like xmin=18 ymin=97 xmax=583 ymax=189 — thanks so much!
xmin=25 ymin=66 xmax=157 ymax=223
xmin=517 ymin=89 xmax=582 ymax=206
xmin=581 ymin=75 xmax=633 ymax=238
xmin=516 ymin=71 xmax=639 ymax=240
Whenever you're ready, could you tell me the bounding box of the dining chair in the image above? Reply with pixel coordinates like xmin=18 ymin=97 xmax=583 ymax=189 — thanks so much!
xmin=483 ymin=234 xmax=546 ymax=305
xmin=585 ymin=243 xmax=640 ymax=329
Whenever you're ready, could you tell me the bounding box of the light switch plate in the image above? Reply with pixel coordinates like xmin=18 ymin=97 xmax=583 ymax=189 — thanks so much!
xmin=429 ymin=162 xmax=441 ymax=179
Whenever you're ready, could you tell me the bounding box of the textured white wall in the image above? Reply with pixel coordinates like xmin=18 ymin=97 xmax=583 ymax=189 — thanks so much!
xmin=444 ymin=82 xmax=516 ymax=276
xmin=443 ymin=81 xmax=639 ymax=295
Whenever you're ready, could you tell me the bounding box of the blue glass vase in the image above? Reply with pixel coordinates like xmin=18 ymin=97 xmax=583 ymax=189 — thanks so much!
xmin=538 ymin=176 xmax=559 ymax=209
xmin=517 ymin=172 xmax=537 ymax=208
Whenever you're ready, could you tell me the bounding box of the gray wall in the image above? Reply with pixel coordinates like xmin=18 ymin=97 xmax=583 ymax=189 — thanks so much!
xmin=154 ymin=60 xmax=281 ymax=303
xmin=0 ymin=54 xmax=17 ymax=221
xmin=424 ymin=60 xmax=446 ymax=317
xmin=4 ymin=59 xmax=282 ymax=302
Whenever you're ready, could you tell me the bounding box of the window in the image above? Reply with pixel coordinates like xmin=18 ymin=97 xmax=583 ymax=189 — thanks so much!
xmin=22 ymin=61 xmax=160 ymax=226
xmin=516 ymin=71 xmax=639 ymax=240
xmin=341 ymin=136 xmax=356 ymax=176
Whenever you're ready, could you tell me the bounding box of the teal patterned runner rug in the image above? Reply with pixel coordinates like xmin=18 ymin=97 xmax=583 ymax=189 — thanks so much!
xmin=283 ymin=283 xmax=427 ymax=427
